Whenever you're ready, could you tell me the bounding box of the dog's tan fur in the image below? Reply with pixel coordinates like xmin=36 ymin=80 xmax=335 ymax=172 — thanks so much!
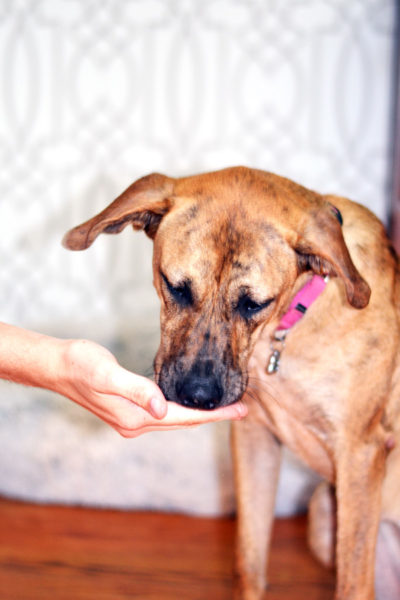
xmin=64 ymin=166 xmax=400 ymax=600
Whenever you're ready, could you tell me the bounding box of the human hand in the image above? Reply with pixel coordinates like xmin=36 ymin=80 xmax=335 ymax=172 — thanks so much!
xmin=58 ymin=339 xmax=248 ymax=437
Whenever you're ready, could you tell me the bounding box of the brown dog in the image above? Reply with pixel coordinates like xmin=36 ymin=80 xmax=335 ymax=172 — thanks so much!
xmin=63 ymin=167 xmax=400 ymax=600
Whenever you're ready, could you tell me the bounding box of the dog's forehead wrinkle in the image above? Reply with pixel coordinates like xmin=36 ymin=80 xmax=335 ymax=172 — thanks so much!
xmin=161 ymin=199 xmax=296 ymax=315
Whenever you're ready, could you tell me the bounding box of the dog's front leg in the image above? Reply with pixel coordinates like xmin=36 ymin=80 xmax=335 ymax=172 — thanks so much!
xmin=231 ymin=417 xmax=282 ymax=600
xmin=334 ymin=435 xmax=387 ymax=600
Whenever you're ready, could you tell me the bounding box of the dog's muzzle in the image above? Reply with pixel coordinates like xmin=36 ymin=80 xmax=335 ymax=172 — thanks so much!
xmin=158 ymin=358 xmax=227 ymax=410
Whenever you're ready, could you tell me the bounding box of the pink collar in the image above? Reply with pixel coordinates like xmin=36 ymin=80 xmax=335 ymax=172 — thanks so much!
xmin=277 ymin=274 xmax=327 ymax=332
xmin=267 ymin=274 xmax=327 ymax=374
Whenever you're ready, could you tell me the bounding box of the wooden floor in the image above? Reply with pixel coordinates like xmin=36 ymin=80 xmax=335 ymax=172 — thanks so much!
xmin=0 ymin=497 xmax=335 ymax=599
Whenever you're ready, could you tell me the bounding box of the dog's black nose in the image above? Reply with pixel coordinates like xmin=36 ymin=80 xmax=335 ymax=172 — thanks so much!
xmin=176 ymin=372 xmax=223 ymax=410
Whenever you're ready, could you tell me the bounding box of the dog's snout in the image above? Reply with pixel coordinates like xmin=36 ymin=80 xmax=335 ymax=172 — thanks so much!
xmin=158 ymin=353 xmax=245 ymax=410
xmin=176 ymin=367 xmax=223 ymax=410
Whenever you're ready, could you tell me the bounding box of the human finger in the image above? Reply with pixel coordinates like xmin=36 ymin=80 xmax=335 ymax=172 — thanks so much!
xmin=107 ymin=367 xmax=168 ymax=419
xmin=113 ymin=399 xmax=248 ymax=437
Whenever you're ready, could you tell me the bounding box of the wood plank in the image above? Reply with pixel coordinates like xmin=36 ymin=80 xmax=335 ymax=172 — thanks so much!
xmin=0 ymin=497 xmax=335 ymax=599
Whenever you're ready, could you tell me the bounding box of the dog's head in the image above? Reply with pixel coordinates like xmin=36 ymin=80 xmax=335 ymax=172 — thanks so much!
xmin=63 ymin=167 xmax=370 ymax=409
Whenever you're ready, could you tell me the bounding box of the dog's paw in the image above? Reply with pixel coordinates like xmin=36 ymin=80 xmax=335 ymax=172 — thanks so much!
xmin=234 ymin=577 xmax=266 ymax=600
xmin=234 ymin=589 xmax=265 ymax=600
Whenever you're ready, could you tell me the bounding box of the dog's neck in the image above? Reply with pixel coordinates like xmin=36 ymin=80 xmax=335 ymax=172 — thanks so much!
xmin=266 ymin=274 xmax=328 ymax=374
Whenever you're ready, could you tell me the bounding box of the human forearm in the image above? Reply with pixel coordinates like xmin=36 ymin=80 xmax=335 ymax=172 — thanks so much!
xmin=0 ymin=322 xmax=67 ymax=391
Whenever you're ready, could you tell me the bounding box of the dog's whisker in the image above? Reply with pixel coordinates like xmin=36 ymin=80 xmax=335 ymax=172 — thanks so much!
xmin=242 ymin=389 xmax=263 ymax=407
xmin=143 ymin=365 xmax=156 ymax=379
xmin=245 ymin=377 xmax=283 ymax=409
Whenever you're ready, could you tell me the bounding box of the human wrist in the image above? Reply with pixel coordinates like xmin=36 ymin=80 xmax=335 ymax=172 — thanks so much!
xmin=45 ymin=337 xmax=93 ymax=399
xmin=39 ymin=336 xmax=75 ymax=396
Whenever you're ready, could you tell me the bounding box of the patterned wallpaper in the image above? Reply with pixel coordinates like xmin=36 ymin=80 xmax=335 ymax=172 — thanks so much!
xmin=0 ymin=0 xmax=397 ymax=515
xmin=0 ymin=0 xmax=396 ymax=344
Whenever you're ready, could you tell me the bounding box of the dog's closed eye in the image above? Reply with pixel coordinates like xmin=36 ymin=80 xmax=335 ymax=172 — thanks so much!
xmin=162 ymin=273 xmax=193 ymax=307
xmin=236 ymin=295 xmax=274 ymax=320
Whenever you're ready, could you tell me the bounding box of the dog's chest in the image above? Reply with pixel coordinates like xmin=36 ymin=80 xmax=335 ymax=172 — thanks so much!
xmin=248 ymin=332 xmax=340 ymax=482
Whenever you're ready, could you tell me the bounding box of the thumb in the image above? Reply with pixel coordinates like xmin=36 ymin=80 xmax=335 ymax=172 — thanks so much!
xmin=109 ymin=367 xmax=168 ymax=419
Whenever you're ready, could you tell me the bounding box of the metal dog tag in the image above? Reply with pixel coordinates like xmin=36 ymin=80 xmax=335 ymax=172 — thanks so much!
xmin=267 ymin=349 xmax=281 ymax=374
xmin=266 ymin=330 xmax=287 ymax=375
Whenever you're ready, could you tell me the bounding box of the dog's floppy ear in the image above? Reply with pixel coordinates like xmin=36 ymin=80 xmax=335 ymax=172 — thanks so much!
xmin=295 ymin=202 xmax=371 ymax=309
xmin=62 ymin=173 xmax=174 ymax=250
